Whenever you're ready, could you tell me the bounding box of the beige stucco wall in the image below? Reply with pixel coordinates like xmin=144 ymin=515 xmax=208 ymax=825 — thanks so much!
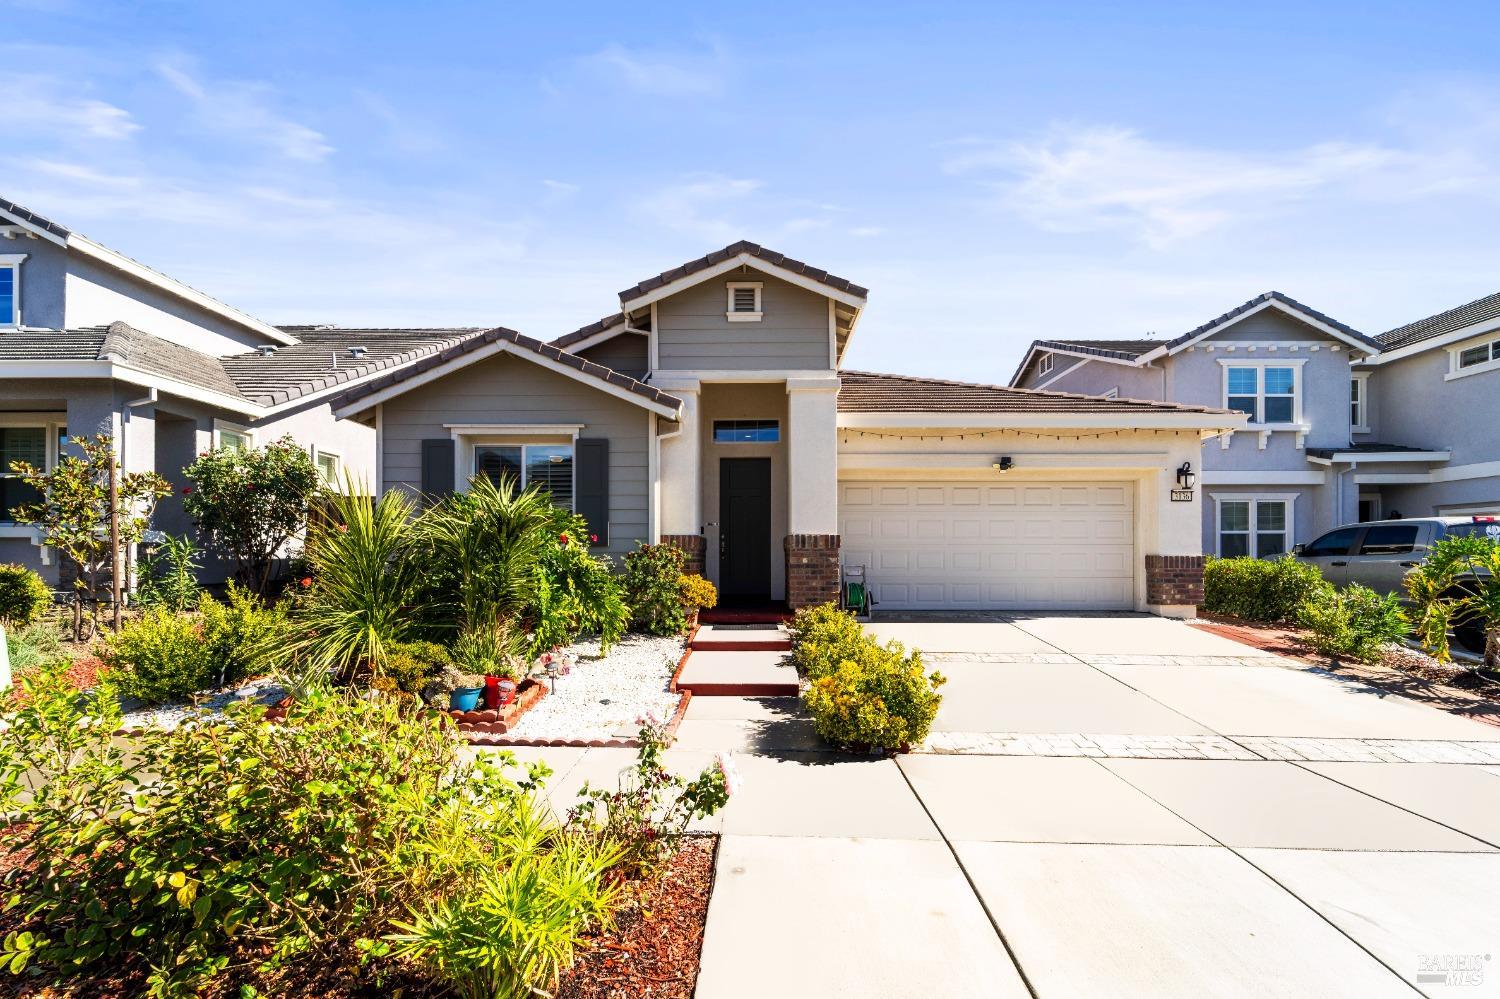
xmin=699 ymin=383 xmax=790 ymax=600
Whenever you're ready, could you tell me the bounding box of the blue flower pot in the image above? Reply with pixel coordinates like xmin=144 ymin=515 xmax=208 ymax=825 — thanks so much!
xmin=449 ymin=687 xmax=483 ymax=712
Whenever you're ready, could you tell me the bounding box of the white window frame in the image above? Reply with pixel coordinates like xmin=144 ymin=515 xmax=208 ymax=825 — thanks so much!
xmin=1218 ymin=359 xmax=1307 ymax=428
xmin=0 ymin=413 xmax=65 ymax=532
xmin=1350 ymin=372 xmax=1370 ymax=433
xmin=1210 ymin=492 xmax=1297 ymax=558
xmin=449 ymin=424 xmax=582 ymax=511
xmin=725 ymin=281 xmax=763 ymax=322
xmin=0 ymin=253 xmax=26 ymax=328
xmin=312 ymin=447 xmax=341 ymax=486
xmin=213 ymin=419 xmax=254 ymax=451
xmin=1445 ymin=331 xmax=1500 ymax=381
xmin=1036 ymin=352 xmax=1054 ymax=376
xmin=1101 ymin=386 xmax=1119 ymax=399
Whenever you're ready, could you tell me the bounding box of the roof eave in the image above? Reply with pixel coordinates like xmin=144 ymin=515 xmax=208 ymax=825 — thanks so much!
xmin=836 ymin=410 xmax=1247 ymax=430
xmin=619 ymin=251 xmax=868 ymax=312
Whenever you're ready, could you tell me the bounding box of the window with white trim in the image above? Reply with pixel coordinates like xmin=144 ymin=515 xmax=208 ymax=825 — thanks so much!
xmin=1350 ymin=375 xmax=1369 ymax=431
xmin=0 ymin=254 xmax=25 ymax=327
xmin=215 ymin=424 xmax=252 ymax=451
xmin=1457 ymin=339 xmax=1500 ymax=369
xmin=1036 ymin=352 xmax=1054 ymax=376
xmin=1217 ymin=496 xmax=1292 ymax=558
xmin=315 ymin=451 xmax=340 ymax=484
xmin=473 ymin=443 xmax=574 ymax=508
xmin=0 ymin=423 xmax=63 ymax=522
xmin=725 ymin=282 xmax=763 ymax=322
xmin=1224 ymin=364 xmax=1297 ymax=424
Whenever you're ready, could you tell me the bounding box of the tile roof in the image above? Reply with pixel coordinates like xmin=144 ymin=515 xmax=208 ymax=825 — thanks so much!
xmin=553 ymin=312 xmax=627 ymax=349
xmin=1032 ymin=338 xmax=1163 ymax=361
xmin=224 ymin=327 xmax=483 ymax=406
xmin=100 ymin=322 xmax=244 ymax=397
xmin=1165 ymin=291 xmax=1380 ymax=352
xmin=1379 ymin=290 xmax=1500 ymax=351
xmin=0 ymin=196 xmax=70 ymax=239
xmin=837 ymin=371 xmax=1235 ymax=415
xmin=1305 ymin=442 xmax=1448 ymax=460
xmin=330 ymin=327 xmax=683 ymax=413
xmin=619 ymin=240 xmax=868 ymax=303
xmin=0 ymin=327 xmax=111 ymax=361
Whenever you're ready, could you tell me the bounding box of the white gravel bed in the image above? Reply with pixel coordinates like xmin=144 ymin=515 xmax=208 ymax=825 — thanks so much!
xmin=119 ymin=678 xmax=288 ymax=731
xmin=506 ymin=633 xmax=684 ymax=741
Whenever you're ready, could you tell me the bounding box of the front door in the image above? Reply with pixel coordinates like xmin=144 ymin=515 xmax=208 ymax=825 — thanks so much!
xmin=719 ymin=457 xmax=772 ymax=601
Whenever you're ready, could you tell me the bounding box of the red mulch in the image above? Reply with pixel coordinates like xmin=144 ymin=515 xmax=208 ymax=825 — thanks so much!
xmin=0 ymin=837 xmax=719 ymax=999
xmin=1193 ymin=613 xmax=1500 ymax=728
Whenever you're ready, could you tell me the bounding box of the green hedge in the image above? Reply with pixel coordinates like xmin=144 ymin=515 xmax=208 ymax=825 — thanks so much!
xmin=1202 ymin=555 xmax=1331 ymax=623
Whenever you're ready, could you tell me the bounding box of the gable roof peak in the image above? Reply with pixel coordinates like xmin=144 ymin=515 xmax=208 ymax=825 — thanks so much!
xmin=618 ymin=240 xmax=869 ymax=305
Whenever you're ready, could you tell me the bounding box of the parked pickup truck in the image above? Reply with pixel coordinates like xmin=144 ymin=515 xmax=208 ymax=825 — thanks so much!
xmin=1292 ymin=516 xmax=1500 ymax=653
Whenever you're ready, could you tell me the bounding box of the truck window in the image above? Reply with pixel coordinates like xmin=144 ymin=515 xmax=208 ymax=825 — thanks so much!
xmin=1357 ymin=524 xmax=1419 ymax=555
xmin=1302 ymin=527 xmax=1360 ymax=557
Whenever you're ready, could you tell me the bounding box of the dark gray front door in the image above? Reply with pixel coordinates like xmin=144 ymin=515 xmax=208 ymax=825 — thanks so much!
xmin=719 ymin=458 xmax=772 ymax=601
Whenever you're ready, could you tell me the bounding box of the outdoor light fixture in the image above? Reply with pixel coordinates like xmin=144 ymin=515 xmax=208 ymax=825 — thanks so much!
xmin=1176 ymin=461 xmax=1196 ymax=490
xmin=992 ymin=456 xmax=1014 ymax=473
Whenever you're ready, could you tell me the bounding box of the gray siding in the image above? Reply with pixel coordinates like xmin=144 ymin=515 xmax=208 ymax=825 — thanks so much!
xmin=656 ymin=272 xmax=830 ymax=371
xmin=577 ymin=333 xmax=648 ymax=380
xmin=379 ymin=353 xmax=651 ymax=558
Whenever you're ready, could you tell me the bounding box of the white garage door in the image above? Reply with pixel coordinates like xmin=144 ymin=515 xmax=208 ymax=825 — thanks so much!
xmin=840 ymin=480 xmax=1136 ymax=611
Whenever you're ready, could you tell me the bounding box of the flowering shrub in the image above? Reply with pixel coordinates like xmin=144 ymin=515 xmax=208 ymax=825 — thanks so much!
xmin=623 ymin=543 xmax=688 ymax=636
xmin=532 ymin=509 xmax=629 ymax=653
xmin=678 ymin=573 xmax=718 ymax=613
xmin=568 ymin=713 xmax=734 ymax=875
xmin=787 ymin=602 xmax=866 ymax=679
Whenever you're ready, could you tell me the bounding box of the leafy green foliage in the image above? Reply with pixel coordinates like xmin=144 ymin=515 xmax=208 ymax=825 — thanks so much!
xmin=1299 ymin=583 xmax=1409 ymax=662
xmin=134 ymin=535 xmax=202 ymax=613
xmin=678 ymin=573 xmax=717 ymax=612
xmin=1405 ymin=534 xmax=1500 ymax=666
xmin=449 ymin=621 xmax=526 ymax=681
xmin=2 ymin=618 xmax=66 ymax=677
xmin=9 ymin=434 xmax=171 ymax=640
xmin=790 ymin=604 xmax=945 ymax=751
xmin=100 ymin=586 xmax=287 ymax=703
xmin=291 ymin=485 xmax=422 ymax=677
xmin=623 ymin=542 xmax=687 ymax=636
xmin=0 ymin=564 xmax=51 ymax=626
xmin=787 ymin=602 xmax=867 ymax=679
xmin=1203 ymin=555 xmax=1333 ymax=623
xmin=378 ymin=640 xmax=455 ymax=696
xmin=182 ymin=436 xmax=321 ymax=593
xmin=532 ymin=509 xmax=630 ymax=654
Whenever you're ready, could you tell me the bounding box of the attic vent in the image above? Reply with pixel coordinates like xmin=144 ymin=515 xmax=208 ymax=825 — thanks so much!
xmin=348 ymin=346 xmax=367 ymax=359
xmin=725 ymin=282 xmax=763 ymax=322
xmin=255 ymin=344 xmax=279 ymax=356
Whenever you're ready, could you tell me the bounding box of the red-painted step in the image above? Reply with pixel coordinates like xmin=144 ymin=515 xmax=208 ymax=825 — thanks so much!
xmin=691 ymin=624 xmax=792 ymax=653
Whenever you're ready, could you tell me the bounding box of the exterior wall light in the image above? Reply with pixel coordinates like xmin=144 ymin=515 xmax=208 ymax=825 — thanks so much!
xmin=1176 ymin=461 xmax=1196 ymax=489
xmin=992 ymin=456 xmax=1014 ymax=473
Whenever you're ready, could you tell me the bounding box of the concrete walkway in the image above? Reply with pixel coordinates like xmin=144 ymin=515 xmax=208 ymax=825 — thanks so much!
xmin=497 ymin=614 xmax=1500 ymax=998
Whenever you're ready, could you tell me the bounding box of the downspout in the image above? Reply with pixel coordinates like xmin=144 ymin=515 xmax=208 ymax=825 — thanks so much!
xmin=120 ymin=388 xmax=158 ymax=600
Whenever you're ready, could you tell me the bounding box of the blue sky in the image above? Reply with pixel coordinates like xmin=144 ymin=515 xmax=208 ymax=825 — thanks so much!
xmin=7 ymin=0 xmax=1500 ymax=382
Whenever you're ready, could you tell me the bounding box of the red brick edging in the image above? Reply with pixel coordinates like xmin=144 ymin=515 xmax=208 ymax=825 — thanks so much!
xmin=462 ymin=688 xmax=693 ymax=748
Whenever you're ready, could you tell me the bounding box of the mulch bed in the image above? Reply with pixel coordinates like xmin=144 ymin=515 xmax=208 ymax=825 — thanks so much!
xmin=0 ymin=837 xmax=719 ymax=999
xmin=1193 ymin=613 xmax=1500 ymax=728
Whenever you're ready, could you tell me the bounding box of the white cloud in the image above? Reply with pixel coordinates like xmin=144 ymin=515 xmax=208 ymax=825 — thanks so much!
xmin=11 ymin=75 xmax=139 ymax=140
xmin=579 ymin=41 xmax=728 ymax=98
xmin=947 ymin=125 xmax=1402 ymax=249
xmin=157 ymin=61 xmax=333 ymax=162
xmin=635 ymin=175 xmax=764 ymax=242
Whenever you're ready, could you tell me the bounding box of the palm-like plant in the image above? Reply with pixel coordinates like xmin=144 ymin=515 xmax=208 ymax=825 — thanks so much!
xmin=291 ymin=478 xmax=422 ymax=676
xmin=416 ymin=475 xmax=556 ymax=633
xmin=1405 ymin=534 xmax=1500 ymax=671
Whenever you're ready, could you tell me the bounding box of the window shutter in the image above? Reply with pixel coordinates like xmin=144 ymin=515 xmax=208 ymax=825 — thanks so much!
xmin=576 ymin=438 xmax=609 ymax=546
xmin=420 ymin=439 xmax=456 ymax=503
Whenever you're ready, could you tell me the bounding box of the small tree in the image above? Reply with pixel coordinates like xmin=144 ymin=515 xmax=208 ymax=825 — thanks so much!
xmin=1406 ymin=534 xmax=1500 ymax=672
xmin=10 ymin=435 xmax=170 ymax=640
xmin=183 ymin=435 xmax=321 ymax=593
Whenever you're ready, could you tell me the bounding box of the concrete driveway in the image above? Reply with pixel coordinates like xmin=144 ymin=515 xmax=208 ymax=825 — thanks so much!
xmin=501 ymin=614 xmax=1500 ymax=998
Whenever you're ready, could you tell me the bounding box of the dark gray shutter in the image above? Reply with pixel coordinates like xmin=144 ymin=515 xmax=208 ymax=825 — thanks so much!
xmin=420 ymin=439 xmax=456 ymax=503
xmin=576 ymin=437 xmax=609 ymax=545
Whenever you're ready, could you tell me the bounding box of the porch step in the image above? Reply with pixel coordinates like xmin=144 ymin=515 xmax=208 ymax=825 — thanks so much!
xmin=691 ymin=624 xmax=792 ymax=652
xmin=674 ymin=650 xmax=800 ymax=697
xmin=700 ymin=605 xmax=793 ymax=626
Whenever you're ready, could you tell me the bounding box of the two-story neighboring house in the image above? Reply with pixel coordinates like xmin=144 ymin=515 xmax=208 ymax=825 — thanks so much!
xmin=333 ymin=242 xmax=1243 ymax=617
xmin=1009 ymin=292 xmax=1452 ymax=557
xmin=0 ymin=196 xmax=472 ymax=585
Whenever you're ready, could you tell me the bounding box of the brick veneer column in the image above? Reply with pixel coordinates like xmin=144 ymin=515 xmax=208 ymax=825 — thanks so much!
xmin=1145 ymin=554 xmax=1205 ymax=606
xmin=785 ymin=534 xmax=840 ymax=609
xmin=661 ymin=534 xmax=706 ymax=576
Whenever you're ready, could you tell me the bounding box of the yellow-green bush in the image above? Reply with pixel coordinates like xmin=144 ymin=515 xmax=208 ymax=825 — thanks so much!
xmin=786 ymin=602 xmax=866 ymax=679
xmin=0 ymin=563 xmax=52 ymax=626
xmin=802 ymin=641 xmax=945 ymax=751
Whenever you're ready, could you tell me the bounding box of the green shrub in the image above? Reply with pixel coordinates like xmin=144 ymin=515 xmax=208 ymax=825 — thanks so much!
xmin=623 ymin=542 xmax=687 ymax=636
xmin=787 ymin=602 xmax=867 ymax=679
xmin=101 ymin=587 xmax=287 ymax=703
xmin=381 ymin=639 xmax=455 ymax=695
xmin=1299 ymin=583 xmax=1408 ymax=663
xmin=1203 ymin=555 xmax=1332 ymax=623
xmin=135 ymin=534 xmax=202 ymax=613
xmin=802 ymin=640 xmax=945 ymax=751
xmin=0 ymin=563 xmax=52 ymax=627
xmin=678 ymin=573 xmax=717 ymax=612
xmin=450 ymin=621 xmax=526 ymax=681
xmin=533 ymin=509 xmax=630 ymax=653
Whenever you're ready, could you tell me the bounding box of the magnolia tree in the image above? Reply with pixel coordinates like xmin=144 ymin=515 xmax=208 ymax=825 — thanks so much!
xmin=183 ymin=436 xmax=321 ymax=593
xmin=10 ymin=435 xmax=171 ymax=640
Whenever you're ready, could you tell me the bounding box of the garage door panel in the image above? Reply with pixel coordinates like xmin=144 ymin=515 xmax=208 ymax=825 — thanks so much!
xmin=840 ymin=479 xmax=1135 ymax=611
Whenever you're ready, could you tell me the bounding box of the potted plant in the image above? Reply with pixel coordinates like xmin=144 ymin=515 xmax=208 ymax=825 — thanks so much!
xmin=678 ymin=573 xmax=718 ymax=632
xmin=447 ymin=672 xmax=486 ymax=711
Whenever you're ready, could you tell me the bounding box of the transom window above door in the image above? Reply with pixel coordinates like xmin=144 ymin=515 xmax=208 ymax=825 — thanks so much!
xmin=473 ymin=443 xmax=574 ymax=508
xmin=712 ymin=419 xmax=781 ymax=443
xmin=1215 ymin=495 xmax=1293 ymax=558
xmin=1223 ymin=363 xmax=1299 ymax=424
